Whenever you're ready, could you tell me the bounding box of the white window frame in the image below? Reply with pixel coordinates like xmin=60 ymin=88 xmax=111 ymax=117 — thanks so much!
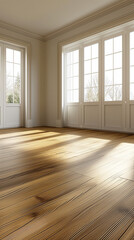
xmin=103 ymin=32 xmax=124 ymax=103
xmin=61 ymin=21 xmax=134 ymax=132
xmin=63 ymin=45 xmax=80 ymax=106
xmin=4 ymin=44 xmax=24 ymax=107
xmin=83 ymin=41 xmax=100 ymax=103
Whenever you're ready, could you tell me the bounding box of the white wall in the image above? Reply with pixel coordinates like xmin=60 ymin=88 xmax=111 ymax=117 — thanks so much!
xmin=44 ymin=2 xmax=134 ymax=127
xmin=0 ymin=26 xmax=46 ymax=127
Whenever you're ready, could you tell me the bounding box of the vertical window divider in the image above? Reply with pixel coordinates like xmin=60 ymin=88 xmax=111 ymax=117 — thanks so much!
xmin=125 ymin=30 xmax=130 ymax=129
xmin=79 ymin=44 xmax=84 ymax=127
xmin=99 ymin=39 xmax=102 ymax=129
xmin=101 ymin=38 xmax=105 ymax=129
xmin=113 ymin=39 xmax=115 ymax=100
xmin=64 ymin=51 xmax=67 ymax=126
xmin=122 ymin=31 xmax=127 ymax=129
xmin=3 ymin=44 xmax=6 ymax=127
xmin=13 ymin=50 xmax=14 ymax=104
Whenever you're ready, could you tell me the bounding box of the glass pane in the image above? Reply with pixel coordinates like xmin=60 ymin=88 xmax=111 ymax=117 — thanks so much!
xmin=130 ymin=83 xmax=134 ymax=100
xmin=67 ymin=90 xmax=72 ymax=102
xmin=92 ymin=58 xmax=98 ymax=73
xmin=114 ymin=69 xmax=122 ymax=84
xmin=130 ymin=32 xmax=134 ymax=49
xmin=67 ymin=52 xmax=71 ymax=65
xmin=92 ymin=44 xmax=98 ymax=58
xmin=114 ymin=36 xmax=122 ymax=53
xmin=85 ymin=60 xmax=91 ymax=74
xmin=84 ymin=74 xmax=92 ymax=88
xmin=6 ymin=92 xmax=13 ymax=103
xmin=84 ymin=87 xmax=98 ymax=102
xmin=73 ymin=77 xmax=79 ymax=89
xmin=73 ymin=90 xmax=79 ymax=102
xmin=73 ymin=50 xmax=79 ymax=63
xmin=6 ymin=48 xmax=13 ymax=62
xmin=73 ymin=63 xmax=79 ymax=76
xmin=92 ymin=73 xmax=98 ymax=87
xmin=92 ymin=87 xmax=98 ymax=101
xmin=6 ymin=62 xmax=13 ymax=76
xmin=114 ymin=85 xmax=122 ymax=100
xmin=14 ymin=50 xmax=21 ymax=64
xmin=130 ymin=49 xmax=134 ymax=66
xmin=105 ymin=39 xmax=113 ymax=55
xmin=14 ymin=77 xmax=21 ymax=92
xmin=105 ymin=55 xmax=113 ymax=70
xmin=114 ymin=52 xmax=122 ymax=69
xmin=6 ymin=77 xmax=14 ymax=104
xmin=84 ymin=46 xmax=91 ymax=60
xmin=67 ymin=65 xmax=72 ymax=77
xmin=14 ymin=90 xmax=20 ymax=103
xmin=67 ymin=78 xmax=72 ymax=90
xmin=84 ymin=88 xmax=92 ymax=102
xmin=105 ymin=70 xmax=113 ymax=86
xmin=130 ymin=66 xmax=134 ymax=83
xmin=105 ymin=86 xmax=114 ymax=101
xmin=14 ymin=64 xmax=21 ymax=77
xmin=6 ymin=77 xmax=13 ymax=91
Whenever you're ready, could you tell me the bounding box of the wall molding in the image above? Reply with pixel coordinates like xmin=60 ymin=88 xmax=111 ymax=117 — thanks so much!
xmin=58 ymin=11 xmax=134 ymax=48
xmin=44 ymin=0 xmax=134 ymax=41
xmin=0 ymin=20 xmax=44 ymax=42
xmin=0 ymin=0 xmax=134 ymax=42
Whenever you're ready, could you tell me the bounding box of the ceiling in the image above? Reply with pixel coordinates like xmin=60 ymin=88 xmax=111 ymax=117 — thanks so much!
xmin=0 ymin=0 xmax=119 ymax=37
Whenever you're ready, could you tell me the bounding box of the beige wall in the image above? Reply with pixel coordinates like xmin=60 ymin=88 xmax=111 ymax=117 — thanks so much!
xmin=44 ymin=2 xmax=134 ymax=127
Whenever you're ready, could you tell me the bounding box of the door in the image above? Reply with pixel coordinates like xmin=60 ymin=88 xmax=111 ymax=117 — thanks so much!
xmin=102 ymin=34 xmax=126 ymax=131
xmin=63 ymin=41 xmax=101 ymax=130
xmin=63 ymin=48 xmax=81 ymax=128
xmin=126 ymin=30 xmax=134 ymax=132
xmin=0 ymin=43 xmax=24 ymax=128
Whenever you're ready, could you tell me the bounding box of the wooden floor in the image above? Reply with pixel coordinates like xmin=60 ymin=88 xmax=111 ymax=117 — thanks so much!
xmin=0 ymin=127 xmax=134 ymax=240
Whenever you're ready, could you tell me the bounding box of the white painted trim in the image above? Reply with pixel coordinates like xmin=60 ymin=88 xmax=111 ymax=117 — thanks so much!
xmin=0 ymin=0 xmax=133 ymax=43
xmin=0 ymin=20 xmax=44 ymax=41
xmin=60 ymin=21 xmax=134 ymax=133
xmin=44 ymin=0 xmax=134 ymax=40
xmin=25 ymin=119 xmax=33 ymax=128
xmin=58 ymin=23 xmax=134 ymax=128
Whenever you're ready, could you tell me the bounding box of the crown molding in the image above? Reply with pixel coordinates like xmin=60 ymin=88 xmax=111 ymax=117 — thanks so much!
xmin=58 ymin=10 xmax=134 ymax=49
xmin=43 ymin=0 xmax=134 ymax=41
xmin=0 ymin=0 xmax=134 ymax=42
xmin=0 ymin=20 xmax=45 ymax=42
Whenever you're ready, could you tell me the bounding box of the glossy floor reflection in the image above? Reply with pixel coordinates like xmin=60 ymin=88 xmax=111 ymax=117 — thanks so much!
xmin=0 ymin=127 xmax=134 ymax=239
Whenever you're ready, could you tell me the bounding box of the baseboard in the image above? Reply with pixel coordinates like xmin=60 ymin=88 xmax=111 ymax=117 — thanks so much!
xmin=56 ymin=119 xmax=63 ymax=127
xmin=25 ymin=119 xmax=33 ymax=128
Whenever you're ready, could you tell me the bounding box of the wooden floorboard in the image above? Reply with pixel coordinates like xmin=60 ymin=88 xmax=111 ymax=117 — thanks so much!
xmin=0 ymin=127 xmax=134 ymax=240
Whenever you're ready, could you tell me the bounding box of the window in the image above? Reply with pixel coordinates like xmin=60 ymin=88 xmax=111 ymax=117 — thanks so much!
xmin=130 ymin=32 xmax=134 ymax=100
xmin=84 ymin=43 xmax=99 ymax=102
xmin=6 ymin=48 xmax=21 ymax=104
xmin=66 ymin=50 xmax=79 ymax=103
xmin=104 ymin=36 xmax=122 ymax=101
